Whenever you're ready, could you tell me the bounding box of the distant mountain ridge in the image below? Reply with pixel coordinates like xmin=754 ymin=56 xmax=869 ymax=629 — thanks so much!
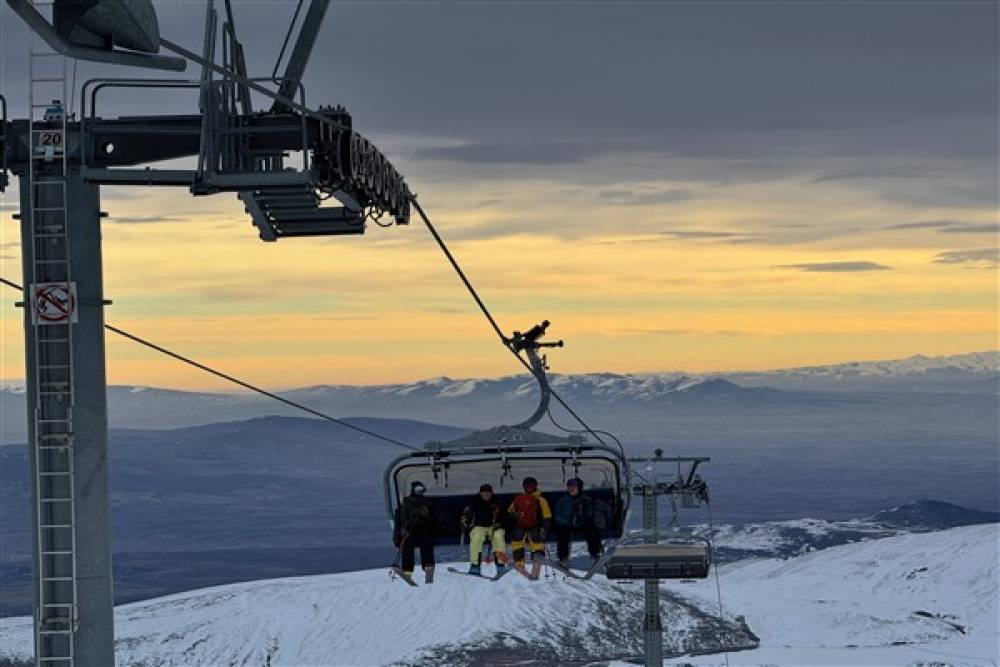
xmin=1 ymin=350 xmax=995 ymax=442
xmin=1 ymin=350 xmax=995 ymax=397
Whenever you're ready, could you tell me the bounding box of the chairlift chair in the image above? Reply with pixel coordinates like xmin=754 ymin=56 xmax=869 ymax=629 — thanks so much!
xmin=383 ymin=322 xmax=631 ymax=546
xmin=605 ymin=452 xmax=714 ymax=580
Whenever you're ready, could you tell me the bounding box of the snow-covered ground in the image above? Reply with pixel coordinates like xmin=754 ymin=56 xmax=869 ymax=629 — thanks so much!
xmin=678 ymin=524 xmax=999 ymax=665
xmin=1 ymin=524 xmax=996 ymax=666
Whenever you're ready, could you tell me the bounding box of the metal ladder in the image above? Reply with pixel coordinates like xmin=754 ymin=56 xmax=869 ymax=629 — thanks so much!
xmin=27 ymin=4 xmax=78 ymax=665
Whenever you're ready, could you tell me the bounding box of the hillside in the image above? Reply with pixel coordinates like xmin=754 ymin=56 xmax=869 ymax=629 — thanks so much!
xmin=1 ymin=524 xmax=996 ymax=666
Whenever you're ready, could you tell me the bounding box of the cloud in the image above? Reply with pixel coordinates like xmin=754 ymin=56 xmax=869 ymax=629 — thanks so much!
xmin=661 ymin=229 xmax=756 ymax=242
xmin=597 ymin=188 xmax=696 ymax=206
xmin=105 ymin=215 xmax=185 ymax=224
xmin=887 ymin=220 xmax=1000 ymax=234
xmin=779 ymin=261 xmax=893 ymax=272
xmin=810 ymin=166 xmax=939 ymax=183
xmin=410 ymin=139 xmax=646 ymax=165
xmin=933 ymin=248 xmax=999 ymax=267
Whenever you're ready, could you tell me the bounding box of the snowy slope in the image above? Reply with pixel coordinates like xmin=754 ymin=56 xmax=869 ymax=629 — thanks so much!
xmin=678 ymin=524 xmax=1000 ymax=665
xmin=0 ymin=565 xmax=751 ymax=666
xmin=1 ymin=525 xmax=996 ymax=666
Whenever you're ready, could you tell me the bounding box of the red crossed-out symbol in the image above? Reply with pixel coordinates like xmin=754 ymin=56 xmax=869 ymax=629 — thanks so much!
xmin=34 ymin=284 xmax=76 ymax=323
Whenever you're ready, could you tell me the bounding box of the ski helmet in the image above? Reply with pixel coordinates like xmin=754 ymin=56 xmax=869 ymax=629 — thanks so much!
xmin=411 ymin=481 xmax=427 ymax=496
xmin=567 ymin=477 xmax=584 ymax=490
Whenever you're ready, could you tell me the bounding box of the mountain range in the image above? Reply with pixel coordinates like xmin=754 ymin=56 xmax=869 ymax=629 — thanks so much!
xmin=1 ymin=351 xmax=996 ymax=441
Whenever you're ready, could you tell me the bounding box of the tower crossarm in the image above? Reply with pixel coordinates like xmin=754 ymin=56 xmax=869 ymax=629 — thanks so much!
xmin=4 ymin=106 xmax=411 ymax=233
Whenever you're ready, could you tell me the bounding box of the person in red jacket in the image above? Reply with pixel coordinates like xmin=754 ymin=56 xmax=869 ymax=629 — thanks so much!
xmin=507 ymin=476 xmax=552 ymax=570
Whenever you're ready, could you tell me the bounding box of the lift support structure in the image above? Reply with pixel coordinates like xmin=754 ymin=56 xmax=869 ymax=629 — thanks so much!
xmin=0 ymin=2 xmax=410 ymax=665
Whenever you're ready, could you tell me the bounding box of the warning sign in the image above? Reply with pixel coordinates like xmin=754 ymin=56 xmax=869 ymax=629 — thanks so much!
xmin=31 ymin=282 xmax=78 ymax=325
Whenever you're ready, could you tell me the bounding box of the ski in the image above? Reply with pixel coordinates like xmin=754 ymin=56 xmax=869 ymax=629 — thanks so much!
xmin=540 ymin=558 xmax=583 ymax=579
xmin=447 ymin=567 xmax=512 ymax=582
xmin=513 ymin=561 xmax=543 ymax=581
xmin=539 ymin=556 xmax=606 ymax=581
xmin=390 ymin=567 xmax=418 ymax=587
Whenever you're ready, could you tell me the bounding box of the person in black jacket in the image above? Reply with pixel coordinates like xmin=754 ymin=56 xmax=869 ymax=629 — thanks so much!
xmin=393 ymin=481 xmax=437 ymax=582
xmin=553 ymin=477 xmax=603 ymax=567
xmin=460 ymin=483 xmax=510 ymax=575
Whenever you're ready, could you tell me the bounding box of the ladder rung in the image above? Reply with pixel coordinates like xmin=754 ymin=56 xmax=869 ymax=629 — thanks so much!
xmin=41 ymin=577 xmax=75 ymax=582
xmin=42 ymin=550 xmax=74 ymax=555
xmin=38 ymin=446 xmax=71 ymax=452
xmin=38 ymin=472 xmax=71 ymax=477
xmin=40 ymin=498 xmax=73 ymax=503
xmin=33 ymin=180 xmax=66 ymax=186
xmin=40 ymin=524 xmax=73 ymax=529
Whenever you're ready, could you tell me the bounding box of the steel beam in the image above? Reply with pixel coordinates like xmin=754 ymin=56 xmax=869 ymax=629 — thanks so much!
xmin=272 ymin=0 xmax=331 ymax=111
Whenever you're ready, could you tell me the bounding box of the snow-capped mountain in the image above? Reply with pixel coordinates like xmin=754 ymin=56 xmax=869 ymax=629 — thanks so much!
xmin=1 ymin=351 xmax=995 ymax=440
xmin=755 ymin=350 xmax=999 ymax=379
xmin=0 ymin=524 xmax=995 ymax=666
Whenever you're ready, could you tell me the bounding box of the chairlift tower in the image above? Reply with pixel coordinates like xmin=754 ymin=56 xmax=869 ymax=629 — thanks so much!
xmin=0 ymin=1 xmax=411 ymax=665
xmin=618 ymin=452 xmax=711 ymax=667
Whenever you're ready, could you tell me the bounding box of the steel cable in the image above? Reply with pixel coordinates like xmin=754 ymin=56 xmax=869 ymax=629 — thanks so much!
xmin=0 ymin=276 xmax=420 ymax=453
xmin=410 ymin=195 xmax=618 ymax=453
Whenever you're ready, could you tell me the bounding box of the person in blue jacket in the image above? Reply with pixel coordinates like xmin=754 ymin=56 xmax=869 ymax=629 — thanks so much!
xmin=553 ymin=477 xmax=603 ymax=567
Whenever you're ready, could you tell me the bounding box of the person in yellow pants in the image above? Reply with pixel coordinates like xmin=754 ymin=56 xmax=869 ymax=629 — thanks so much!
xmin=461 ymin=484 xmax=509 ymax=575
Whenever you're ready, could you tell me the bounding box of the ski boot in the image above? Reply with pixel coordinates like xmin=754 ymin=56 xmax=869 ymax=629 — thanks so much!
xmin=468 ymin=563 xmax=482 ymax=576
xmin=494 ymin=552 xmax=509 ymax=575
xmin=423 ymin=566 xmax=435 ymax=584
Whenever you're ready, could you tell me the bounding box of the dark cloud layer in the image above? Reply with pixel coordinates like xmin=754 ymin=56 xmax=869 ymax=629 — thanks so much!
xmin=2 ymin=1 xmax=995 ymax=164
xmin=0 ymin=1 xmax=996 ymax=217
xmin=780 ymin=261 xmax=893 ymax=273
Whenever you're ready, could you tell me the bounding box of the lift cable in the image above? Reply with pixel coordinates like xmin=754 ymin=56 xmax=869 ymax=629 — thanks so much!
xmin=0 ymin=276 xmax=421 ymax=453
xmin=410 ymin=195 xmax=617 ymax=452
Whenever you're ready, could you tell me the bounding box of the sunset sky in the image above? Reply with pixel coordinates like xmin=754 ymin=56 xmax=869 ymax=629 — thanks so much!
xmin=1 ymin=1 xmax=997 ymax=389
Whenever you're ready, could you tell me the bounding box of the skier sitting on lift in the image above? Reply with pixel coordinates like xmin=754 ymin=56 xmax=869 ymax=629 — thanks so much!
xmin=554 ymin=477 xmax=604 ymax=568
xmin=393 ymin=481 xmax=437 ymax=583
xmin=460 ymin=483 xmax=510 ymax=575
xmin=507 ymin=476 xmax=552 ymax=570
